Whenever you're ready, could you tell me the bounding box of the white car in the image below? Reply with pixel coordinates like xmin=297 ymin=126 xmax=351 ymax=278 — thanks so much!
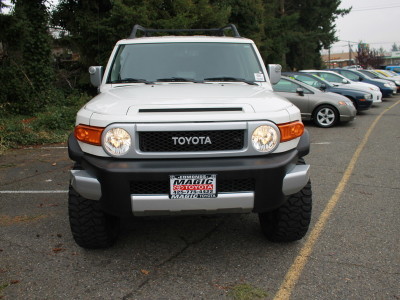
xmin=68 ymin=24 xmax=312 ymax=248
xmin=301 ymin=70 xmax=382 ymax=103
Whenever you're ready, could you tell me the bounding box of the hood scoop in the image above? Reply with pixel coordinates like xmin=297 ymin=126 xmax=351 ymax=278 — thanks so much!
xmin=139 ymin=107 xmax=243 ymax=113
xmin=128 ymin=104 xmax=254 ymax=115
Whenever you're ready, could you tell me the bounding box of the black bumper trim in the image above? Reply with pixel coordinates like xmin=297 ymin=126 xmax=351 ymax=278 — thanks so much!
xmin=68 ymin=131 xmax=310 ymax=217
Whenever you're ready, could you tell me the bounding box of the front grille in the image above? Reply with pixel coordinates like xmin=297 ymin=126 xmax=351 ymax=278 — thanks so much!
xmin=130 ymin=178 xmax=255 ymax=194
xmin=139 ymin=130 xmax=244 ymax=152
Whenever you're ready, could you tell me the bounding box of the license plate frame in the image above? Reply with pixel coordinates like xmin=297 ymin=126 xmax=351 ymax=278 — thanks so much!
xmin=169 ymin=174 xmax=217 ymax=199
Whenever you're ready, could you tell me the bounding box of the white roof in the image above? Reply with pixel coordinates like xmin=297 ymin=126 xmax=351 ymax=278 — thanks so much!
xmin=117 ymin=35 xmax=252 ymax=45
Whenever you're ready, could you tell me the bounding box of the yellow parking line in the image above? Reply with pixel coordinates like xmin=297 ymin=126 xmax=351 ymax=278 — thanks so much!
xmin=273 ymin=100 xmax=400 ymax=300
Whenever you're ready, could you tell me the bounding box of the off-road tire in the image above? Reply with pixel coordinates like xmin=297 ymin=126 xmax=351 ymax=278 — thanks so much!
xmin=259 ymin=159 xmax=312 ymax=242
xmin=68 ymin=185 xmax=120 ymax=249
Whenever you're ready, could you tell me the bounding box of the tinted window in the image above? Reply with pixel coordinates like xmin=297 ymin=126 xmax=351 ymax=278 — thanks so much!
xmin=274 ymin=79 xmax=304 ymax=93
xmin=108 ymin=42 xmax=264 ymax=83
xmin=317 ymin=72 xmax=343 ymax=83
xmin=340 ymin=70 xmax=361 ymax=81
xmin=290 ymin=74 xmax=327 ymax=89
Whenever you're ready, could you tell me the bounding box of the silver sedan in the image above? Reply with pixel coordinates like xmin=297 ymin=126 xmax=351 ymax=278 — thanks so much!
xmin=273 ymin=76 xmax=357 ymax=128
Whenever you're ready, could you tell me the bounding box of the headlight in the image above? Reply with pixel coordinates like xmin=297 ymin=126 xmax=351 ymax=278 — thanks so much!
xmin=395 ymin=81 xmax=400 ymax=85
xmin=103 ymin=128 xmax=131 ymax=156
xmin=384 ymin=83 xmax=390 ymax=87
xmin=251 ymin=125 xmax=279 ymax=153
xmin=364 ymin=93 xmax=372 ymax=100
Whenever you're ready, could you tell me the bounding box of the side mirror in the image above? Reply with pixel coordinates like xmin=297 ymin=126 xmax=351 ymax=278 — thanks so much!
xmin=342 ymin=79 xmax=349 ymax=84
xmin=359 ymin=77 xmax=363 ymax=81
xmin=88 ymin=66 xmax=104 ymax=87
xmin=296 ymin=88 xmax=304 ymax=96
xmin=320 ymin=83 xmax=327 ymax=91
xmin=267 ymin=64 xmax=282 ymax=85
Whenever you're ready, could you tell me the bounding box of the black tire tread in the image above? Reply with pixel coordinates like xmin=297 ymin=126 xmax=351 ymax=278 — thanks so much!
xmin=259 ymin=159 xmax=312 ymax=242
xmin=68 ymin=186 xmax=119 ymax=249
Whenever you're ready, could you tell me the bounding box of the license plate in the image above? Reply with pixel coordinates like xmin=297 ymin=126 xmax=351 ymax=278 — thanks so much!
xmin=169 ymin=174 xmax=217 ymax=199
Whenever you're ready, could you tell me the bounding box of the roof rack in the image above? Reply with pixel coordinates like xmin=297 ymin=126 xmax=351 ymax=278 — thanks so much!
xmin=129 ymin=24 xmax=241 ymax=39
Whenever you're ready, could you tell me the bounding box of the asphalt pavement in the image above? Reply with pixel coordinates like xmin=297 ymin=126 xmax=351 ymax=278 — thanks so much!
xmin=1 ymin=95 xmax=399 ymax=299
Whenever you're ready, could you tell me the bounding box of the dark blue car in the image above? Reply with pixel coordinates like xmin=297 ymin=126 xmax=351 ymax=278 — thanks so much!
xmin=282 ymin=72 xmax=373 ymax=111
xmin=328 ymin=68 xmax=394 ymax=98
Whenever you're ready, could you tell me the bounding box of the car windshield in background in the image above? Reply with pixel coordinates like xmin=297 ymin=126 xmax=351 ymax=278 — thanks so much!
xmin=107 ymin=42 xmax=265 ymax=84
xmin=317 ymin=73 xmax=344 ymax=83
xmin=360 ymin=70 xmax=380 ymax=79
xmin=289 ymin=74 xmax=333 ymax=89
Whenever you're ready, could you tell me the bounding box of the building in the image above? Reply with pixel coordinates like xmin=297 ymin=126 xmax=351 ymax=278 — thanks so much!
xmin=321 ymin=51 xmax=400 ymax=68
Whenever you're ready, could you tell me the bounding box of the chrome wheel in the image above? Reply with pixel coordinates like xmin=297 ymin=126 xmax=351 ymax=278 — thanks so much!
xmin=313 ymin=105 xmax=338 ymax=128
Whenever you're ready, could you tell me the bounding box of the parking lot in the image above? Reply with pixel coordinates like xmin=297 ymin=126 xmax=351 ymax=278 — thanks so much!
xmin=1 ymin=95 xmax=399 ymax=299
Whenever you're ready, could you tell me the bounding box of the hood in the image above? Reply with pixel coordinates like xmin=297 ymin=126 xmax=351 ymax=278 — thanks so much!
xmin=348 ymin=81 xmax=380 ymax=91
xmin=334 ymin=82 xmax=376 ymax=93
xmin=367 ymin=78 xmax=393 ymax=85
xmin=85 ymin=83 xmax=293 ymax=116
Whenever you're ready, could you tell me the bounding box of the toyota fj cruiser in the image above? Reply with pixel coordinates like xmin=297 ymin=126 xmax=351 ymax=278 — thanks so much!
xmin=68 ymin=24 xmax=312 ymax=248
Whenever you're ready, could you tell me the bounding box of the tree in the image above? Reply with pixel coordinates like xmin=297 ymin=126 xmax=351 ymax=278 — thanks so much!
xmin=52 ymin=0 xmax=231 ymax=68
xmin=0 ymin=0 xmax=56 ymax=114
xmin=391 ymin=43 xmax=399 ymax=52
xmin=282 ymin=0 xmax=351 ymax=70
xmin=225 ymin=0 xmax=265 ymax=46
xmin=356 ymin=43 xmax=384 ymax=69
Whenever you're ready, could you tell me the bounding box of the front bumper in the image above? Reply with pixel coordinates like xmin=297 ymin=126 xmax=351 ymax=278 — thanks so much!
xmin=355 ymin=97 xmax=373 ymax=111
xmin=381 ymin=87 xmax=394 ymax=97
xmin=68 ymin=132 xmax=310 ymax=217
xmin=371 ymin=90 xmax=382 ymax=103
xmin=338 ymin=103 xmax=357 ymax=122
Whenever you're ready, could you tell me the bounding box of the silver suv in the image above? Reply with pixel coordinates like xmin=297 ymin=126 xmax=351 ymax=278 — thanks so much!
xmin=68 ymin=24 xmax=312 ymax=248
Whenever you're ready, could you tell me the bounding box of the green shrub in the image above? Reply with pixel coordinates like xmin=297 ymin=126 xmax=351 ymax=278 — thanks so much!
xmin=0 ymin=93 xmax=90 ymax=152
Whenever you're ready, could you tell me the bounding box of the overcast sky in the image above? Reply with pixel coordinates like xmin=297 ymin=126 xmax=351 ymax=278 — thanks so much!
xmin=326 ymin=0 xmax=400 ymax=54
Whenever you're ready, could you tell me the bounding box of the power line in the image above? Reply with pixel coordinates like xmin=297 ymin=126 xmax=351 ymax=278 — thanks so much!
xmin=352 ymin=5 xmax=400 ymax=12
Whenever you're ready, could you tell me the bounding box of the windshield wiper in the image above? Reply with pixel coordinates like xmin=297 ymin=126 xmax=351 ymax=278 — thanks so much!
xmin=204 ymin=77 xmax=258 ymax=85
xmin=156 ymin=77 xmax=203 ymax=83
xmin=111 ymin=78 xmax=154 ymax=84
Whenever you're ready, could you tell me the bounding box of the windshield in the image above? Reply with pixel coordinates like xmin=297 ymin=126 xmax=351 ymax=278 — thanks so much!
xmin=315 ymin=72 xmax=344 ymax=83
xmin=107 ymin=42 xmax=265 ymax=83
xmin=289 ymin=74 xmax=333 ymax=89
xmin=360 ymin=70 xmax=379 ymax=79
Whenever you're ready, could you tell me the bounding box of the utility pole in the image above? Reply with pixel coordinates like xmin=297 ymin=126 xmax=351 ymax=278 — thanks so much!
xmin=328 ymin=47 xmax=331 ymax=67
xmin=348 ymin=41 xmax=352 ymax=65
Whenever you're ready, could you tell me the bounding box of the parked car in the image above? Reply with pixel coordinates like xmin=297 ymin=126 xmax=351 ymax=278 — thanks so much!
xmin=343 ymin=65 xmax=362 ymax=70
xmin=300 ymin=70 xmax=382 ymax=103
xmin=328 ymin=68 xmax=395 ymax=97
xmin=282 ymin=72 xmax=373 ymax=111
xmin=67 ymin=24 xmax=313 ymax=248
xmin=358 ymin=70 xmax=399 ymax=93
xmin=374 ymin=69 xmax=400 ymax=79
xmin=378 ymin=69 xmax=400 ymax=78
xmin=273 ymin=76 xmax=356 ymax=127
xmin=385 ymin=66 xmax=400 ymax=74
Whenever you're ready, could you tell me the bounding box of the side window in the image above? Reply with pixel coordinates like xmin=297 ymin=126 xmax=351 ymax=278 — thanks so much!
xmin=294 ymin=75 xmax=322 ymax=88
xmin=341 ymin=70 xmax=360 ymax=81
xmin=319 ymin=73 xmax=341 ymax=83
xmin=273 ymin=79 xmax=300 ymax=93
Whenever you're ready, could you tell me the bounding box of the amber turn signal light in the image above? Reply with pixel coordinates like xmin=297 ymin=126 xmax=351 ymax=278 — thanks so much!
xmin=278 ymin=121 xmax=304 ymax=142
xmin=74 ymin=124 xmax=104 ymax=146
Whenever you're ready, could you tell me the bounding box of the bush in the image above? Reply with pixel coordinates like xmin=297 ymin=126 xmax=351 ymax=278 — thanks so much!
xmin=0 ymin=93 xmax=90 ymax=152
